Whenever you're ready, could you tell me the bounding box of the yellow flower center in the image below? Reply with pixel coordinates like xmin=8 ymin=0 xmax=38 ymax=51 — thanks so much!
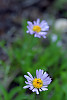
xmin=33 ymin=78 xmax=43 ymax=88
xmin=33 ymin=26 xmax=41 ymax=33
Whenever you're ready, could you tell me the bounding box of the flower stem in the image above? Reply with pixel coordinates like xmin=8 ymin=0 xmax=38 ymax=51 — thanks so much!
xmin=35 ymin=94 xmax=39 ymax=100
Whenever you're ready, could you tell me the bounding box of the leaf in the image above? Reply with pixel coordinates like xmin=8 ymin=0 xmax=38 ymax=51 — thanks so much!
xmin=9 ymin=87 xmax=22 ymax=100
xmin=0 ymin=84 xmax=9 ymax=100
xmin=0 ymin=95 xmax=2 ymax=100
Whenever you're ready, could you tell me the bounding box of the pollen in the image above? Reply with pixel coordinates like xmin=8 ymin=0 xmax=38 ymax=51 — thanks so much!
xmin=33 ymin=78 xmax=43 ymax=88
xmin=33 ymin=26 xmax=41 ymax=33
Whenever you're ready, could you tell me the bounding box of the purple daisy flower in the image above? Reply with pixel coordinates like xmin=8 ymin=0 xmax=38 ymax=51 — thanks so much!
xmin=26 ymin=18 xmax=49 ymax=38
xmin=23 ymin=69 xmax=52 ymax=94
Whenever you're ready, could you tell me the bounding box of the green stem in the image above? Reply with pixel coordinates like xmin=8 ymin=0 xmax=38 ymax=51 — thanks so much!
xmin=35 ymin=94 xmax=39 ymax=100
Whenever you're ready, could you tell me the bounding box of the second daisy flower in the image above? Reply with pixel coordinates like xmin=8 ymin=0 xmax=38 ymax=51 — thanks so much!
xmin=26 ymin=18 xmax=49 ymax=38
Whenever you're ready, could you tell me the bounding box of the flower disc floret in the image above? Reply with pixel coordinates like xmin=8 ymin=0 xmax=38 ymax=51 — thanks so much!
xmin=33 ymin=26 xmax=41 ymax=33
xmin=33 ymin=78 xmax=43 ymax=88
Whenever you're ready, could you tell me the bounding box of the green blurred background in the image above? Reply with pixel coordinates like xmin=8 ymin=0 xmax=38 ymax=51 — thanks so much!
xmin=0 ymin=0 xmax=67 ymax=100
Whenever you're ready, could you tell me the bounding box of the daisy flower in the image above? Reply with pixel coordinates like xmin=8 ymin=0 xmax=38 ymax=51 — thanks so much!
xmin=23 ymin=69 xmax=52 ymax=94
xmin=26 ymin=18 xmax=49 ymax=38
